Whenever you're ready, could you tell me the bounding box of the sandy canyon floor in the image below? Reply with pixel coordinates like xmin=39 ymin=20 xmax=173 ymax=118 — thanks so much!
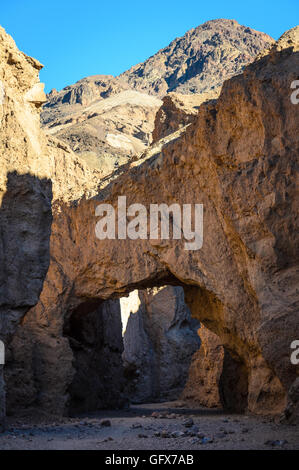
xmin=0 ymin=401 xmax=298 ymax=450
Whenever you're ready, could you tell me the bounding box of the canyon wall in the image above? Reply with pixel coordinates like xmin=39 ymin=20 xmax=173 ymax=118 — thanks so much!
xmin=5 ymin=298 xmax=127 ymax=415
xmin=42 ymin=19 xmax=273 ymax=173
xmin=0 ymin=26 xmax=104 ymax=427
xmin=0 ymin=26 xmax=52 ymax=430
xmin=122 ymin=286 xmax=200 ymax=403
xmin=181 ymin=325 xmax=224 ymax=408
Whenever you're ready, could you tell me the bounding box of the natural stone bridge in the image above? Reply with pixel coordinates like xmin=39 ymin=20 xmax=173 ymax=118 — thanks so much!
xmin=1 ymin=26 xmax=298 ymax=425
xmin=21 ymin=30 xmax=299 ymax=419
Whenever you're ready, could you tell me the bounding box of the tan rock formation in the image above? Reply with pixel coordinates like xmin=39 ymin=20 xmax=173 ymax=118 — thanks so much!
xmin=152 ymin=90 xmax=220 ymax=143
xmin=182 ymin=325 xmax=224 ymax=408
xmin=0 ymin=26 xmax=52 ymax=431
xmin=14 ymin=27 xmax=298 ymax=421
xmin=0 ymin=26 xmax=104 ymax=428
xmin=5 ymin=298 xmax=127 ymax=415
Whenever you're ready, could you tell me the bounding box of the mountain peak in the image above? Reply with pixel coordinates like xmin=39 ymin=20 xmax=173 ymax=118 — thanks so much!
xmin=120 ymin=19 xmax=274 ymax=96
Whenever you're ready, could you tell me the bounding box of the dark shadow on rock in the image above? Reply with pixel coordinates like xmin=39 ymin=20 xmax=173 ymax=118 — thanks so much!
xmin=219 ymin=349 xmax=249 ymax=413
xmin=64 ymin=299 xmax=127 ymax=415
xmin=0 ymin=171 xmax=53 ymax=431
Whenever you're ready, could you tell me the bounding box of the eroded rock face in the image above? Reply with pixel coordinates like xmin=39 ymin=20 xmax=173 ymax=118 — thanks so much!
xmin=152 ymin=90 xmax=221 ymax=143
xmin=284 ymin=377 xmax=299 ymax=424
xmin=122 ymin=287 xmax=200 ymax=403
xmin=0 ymin=26 xmax=105 ymax=428
xmin=182 ymin=325 xmax=224 ymax=408
xmin=0 ymin=27 xmax=52 ymax=430
xmin=41 ymin=19 xmax=273 ymax=176
xmin=182 ymin=325 xmax=258 ymax=412
xmin=1 ymin=25 xmax=298 ymax=423
xmin=5 ymin=298 xmax=127 ymax=415
xmin=17 ymin=28 xmax=299 ymax=421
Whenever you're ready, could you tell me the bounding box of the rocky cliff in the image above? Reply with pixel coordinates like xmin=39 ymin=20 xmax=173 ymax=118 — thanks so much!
xmin=182 ymin=325 xmax=224 ymax=408
xmin=0 ymin=26 xmax=52 ymax=431
xmin=0 ymin=26 xmax=106 ymax=428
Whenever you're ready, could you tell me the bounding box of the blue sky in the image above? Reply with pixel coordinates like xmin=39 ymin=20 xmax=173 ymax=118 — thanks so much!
xmin=1 ymin=0 xmax=298 ymax=92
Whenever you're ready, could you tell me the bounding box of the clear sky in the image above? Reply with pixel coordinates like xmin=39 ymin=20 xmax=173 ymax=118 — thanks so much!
xmin=1 ymin=0 xmax=298 ymax=92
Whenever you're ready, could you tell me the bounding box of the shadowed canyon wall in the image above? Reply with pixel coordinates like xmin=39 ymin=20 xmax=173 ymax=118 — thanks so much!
xmin=42 ymin=19 xmax=273 ymax=173
xmin=182 ymin=325 xmax=251 ymax=412
xmin=0 ymin=27 xmax=53 ymax=430
xmin=8 ymin=27 xmax=298 ymax=421
xmin=5 ymin=298 xmax=127 ymax=415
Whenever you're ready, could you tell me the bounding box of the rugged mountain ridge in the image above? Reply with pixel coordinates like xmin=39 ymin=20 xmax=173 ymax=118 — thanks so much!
xmin=120 ymin=18 xmax=274 ymax=96
xmin=41 ymin=19 xmax=274 ymax=172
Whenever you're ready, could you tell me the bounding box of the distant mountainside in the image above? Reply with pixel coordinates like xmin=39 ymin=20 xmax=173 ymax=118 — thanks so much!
xmin=120 ymin=18 xmax=274 ymax=96
xmin=41 ymin=19 xmax=274 ymax=172
xmin=42 ymin=78 xmax=162 ymax=173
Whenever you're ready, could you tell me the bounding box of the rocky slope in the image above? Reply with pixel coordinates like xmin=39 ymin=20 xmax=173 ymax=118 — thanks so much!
xmin=41 ymin=19 xmax=273 ymax=174
xmin=120 ymin=19 xmax=274 ymax=96
xmin=1 ymin=22 xmax=298 ymax=428
xmin=14 ymin=26 xmax=299 ymax=423
xmin=42 ymin=78 xmax=162 ymax=173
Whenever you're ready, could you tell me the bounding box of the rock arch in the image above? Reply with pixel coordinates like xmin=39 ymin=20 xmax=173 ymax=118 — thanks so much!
xmin=5 ymin=29 xmax=299 ymax=420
